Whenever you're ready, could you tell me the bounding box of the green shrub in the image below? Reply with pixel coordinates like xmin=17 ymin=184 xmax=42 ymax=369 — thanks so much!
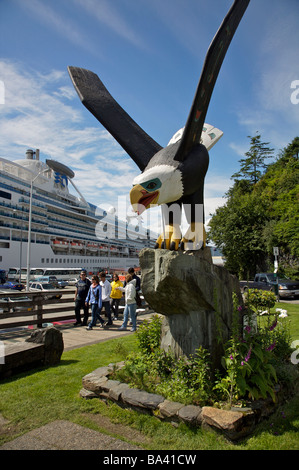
xmin=136 ymin=314 xmax=162 ymax=355
xmin=114 ymin=298 xmax=295 ymax=407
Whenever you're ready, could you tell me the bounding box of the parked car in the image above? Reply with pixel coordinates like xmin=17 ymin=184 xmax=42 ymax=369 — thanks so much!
xmin=29 ymin=282 xmax=62 ymax=299
xmin=35 ymin=276 xmax=59 ymax=287
xmin=240 ymin=273 xmax=299 ymax=299
xmin=0 ymin=281 xmax=24 ymax=291
xmin=57 ymin=279 xmax=68 ymax=288
xmin=0 ymin=290 xmax=32 ymax=313
xmin=67 ymin=278 xmax=78 ymax=286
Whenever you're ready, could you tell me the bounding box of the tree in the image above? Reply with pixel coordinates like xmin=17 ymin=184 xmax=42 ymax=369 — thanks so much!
xmin=208 ymin=187 xmax=269 ymax=278
xmin=208 ymin=135 xmax=299 ymax=279
xmin=232 ymin=133 xmax=274 ymax=184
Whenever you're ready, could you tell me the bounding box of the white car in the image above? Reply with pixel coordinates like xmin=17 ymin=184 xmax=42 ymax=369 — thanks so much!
xmin=29 ymin=282 xmax=62 ymax=299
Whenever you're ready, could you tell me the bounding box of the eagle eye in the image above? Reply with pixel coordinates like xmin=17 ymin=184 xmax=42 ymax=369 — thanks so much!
xmin=146 ymin=181 xmax=157 ymax=190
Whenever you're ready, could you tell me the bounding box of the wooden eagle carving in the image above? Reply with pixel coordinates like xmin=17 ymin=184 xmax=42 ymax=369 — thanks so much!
xmin=68 ymin=0 xmax=250 ymax=250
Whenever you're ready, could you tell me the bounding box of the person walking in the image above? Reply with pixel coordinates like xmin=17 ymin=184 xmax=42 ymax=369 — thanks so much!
xmin=74 ymin=270 xmax=91 ymax=326
xmin=99 ymin=272 xmax=113 ymax=325
xmin=110 ymin=274 xmax=123 ymax=320
xmin=85 ymin=275 xmax=105 ymax=330
xmin=117 ymin=274 xmax=137 ymax=332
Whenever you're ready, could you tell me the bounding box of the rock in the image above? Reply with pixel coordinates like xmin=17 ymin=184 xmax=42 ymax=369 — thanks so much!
xmin=177 ymin=405 xmax=202 ymax=425
xmin=158 ymin=400 xmax=184 ymax=419
xmin=108 ymin=383 xmax=130 ymax=401
xmin=201 ymin=406 xmax=256 ymax=440
xmin=25 ymin=326 xmax=64 ymax=365
xmin=139 ymin=248 xmax=242 ymax=368
xmin=79 ymin=388 xmax=98 ymax=399
xmin=122 ymin=389 xmax=164 ymax=411
xmin=82 ymin=373 xmax=108 ymax=393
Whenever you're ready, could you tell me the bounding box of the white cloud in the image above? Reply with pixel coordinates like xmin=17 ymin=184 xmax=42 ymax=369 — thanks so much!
xmin=0 ymin=59 xmax=230 ymax=237
xmin=0 ymin=60 xmax=136 ymax=200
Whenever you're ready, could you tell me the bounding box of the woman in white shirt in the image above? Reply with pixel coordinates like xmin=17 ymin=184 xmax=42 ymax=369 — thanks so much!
xmin=116 ymin=274 xmax=137 ymax=332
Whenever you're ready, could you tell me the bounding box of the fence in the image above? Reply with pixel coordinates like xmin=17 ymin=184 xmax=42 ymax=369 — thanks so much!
xmin=0 ymin=288 xmax=77 ymax=330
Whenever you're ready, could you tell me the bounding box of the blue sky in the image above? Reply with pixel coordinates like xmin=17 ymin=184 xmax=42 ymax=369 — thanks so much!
xmin=0 ymin=0 xmax=299 ymax=234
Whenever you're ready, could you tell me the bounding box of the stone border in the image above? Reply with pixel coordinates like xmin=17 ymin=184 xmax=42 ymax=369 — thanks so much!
xmin=80 ymin=362 xmax=284 ymax=441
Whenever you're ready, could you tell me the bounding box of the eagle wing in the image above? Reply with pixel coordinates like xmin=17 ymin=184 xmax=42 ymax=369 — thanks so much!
xmin=175 ymin=0 xmax=250 ymax=161
xmin=68 ymin=66 xmax=162 ymax=171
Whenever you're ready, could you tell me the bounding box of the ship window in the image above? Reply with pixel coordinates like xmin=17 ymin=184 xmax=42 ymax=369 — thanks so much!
xmin=41 ymin=258 xmax=45 ymax=263
xmin=0 ymin=190 xmax=11 ymax=200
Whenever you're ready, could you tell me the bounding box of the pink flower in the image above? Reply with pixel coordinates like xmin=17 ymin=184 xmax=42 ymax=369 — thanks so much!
xmin=269 ymin=320 xmax=277 ymax=331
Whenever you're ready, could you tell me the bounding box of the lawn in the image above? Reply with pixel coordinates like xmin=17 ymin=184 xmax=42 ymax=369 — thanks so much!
xmin=0 ymin=302 xmax=298 ymax=450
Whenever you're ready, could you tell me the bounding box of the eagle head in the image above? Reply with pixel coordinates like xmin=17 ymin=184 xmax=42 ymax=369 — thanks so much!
xmin=130 ymin=164 xmax=184 ymax=215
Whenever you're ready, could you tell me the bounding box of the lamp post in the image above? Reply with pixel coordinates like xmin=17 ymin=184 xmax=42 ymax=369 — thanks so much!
xmin=13 ymin=209 xmax=23 ymax=283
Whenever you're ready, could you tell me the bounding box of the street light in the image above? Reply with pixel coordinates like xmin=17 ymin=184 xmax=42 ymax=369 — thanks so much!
xmin=13 ymin=209 xmax=23 ymax=283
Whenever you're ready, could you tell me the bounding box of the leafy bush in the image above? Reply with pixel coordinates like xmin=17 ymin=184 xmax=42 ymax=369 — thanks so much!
xmin=114 ymin=300 xmax=295 ymax=407
xmin=114 ymin=315 xmax=212 ymax=405
xmin=136 ymin=314 xmax=162 ymax=355
xmin=214 ymin=293 xmax=294 ymax=405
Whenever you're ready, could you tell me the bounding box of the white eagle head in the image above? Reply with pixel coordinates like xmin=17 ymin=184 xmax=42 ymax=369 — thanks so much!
xmin=130 ymin=164 xmax=183 ymax=215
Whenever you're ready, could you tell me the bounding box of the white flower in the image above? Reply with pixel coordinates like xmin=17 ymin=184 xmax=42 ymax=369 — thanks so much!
xmin=278 ymin=310 xmax=288 ymax=318
xmin=259 ymin=310 xmax=268 ymax=316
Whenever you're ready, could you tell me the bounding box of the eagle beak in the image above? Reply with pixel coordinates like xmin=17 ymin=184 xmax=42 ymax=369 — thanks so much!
xmin=130 ymin=184 xmax=159 ymax=215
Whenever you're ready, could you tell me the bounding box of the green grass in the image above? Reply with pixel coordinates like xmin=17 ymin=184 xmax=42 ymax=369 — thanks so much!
xmin=277 ymin=301 xmax=299 ymax=342
xmin=0 ymin=302 xmax=298 ymax=450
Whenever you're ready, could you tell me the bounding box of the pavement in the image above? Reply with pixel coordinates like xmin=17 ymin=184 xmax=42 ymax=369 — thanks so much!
xmin=0 ymin=420 xmax=143 ymax=451
xmin=0 ymin=308 xmax=155 ymax=350
xmin=0 ymin=309 xmax=155 ymax=451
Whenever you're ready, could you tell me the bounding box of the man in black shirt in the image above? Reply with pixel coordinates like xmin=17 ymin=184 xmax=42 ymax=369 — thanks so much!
xmin=74 ymin=270 xmax=91 ymax=326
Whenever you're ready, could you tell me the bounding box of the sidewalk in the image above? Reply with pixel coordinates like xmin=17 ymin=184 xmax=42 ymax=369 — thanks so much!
xmin=0 ymin=420 xmax=143 ymax=450
xmin=0 ymin=308 xmax=155 ymax=351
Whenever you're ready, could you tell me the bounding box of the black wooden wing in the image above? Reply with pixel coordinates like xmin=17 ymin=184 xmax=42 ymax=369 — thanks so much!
xmin=174 ymin=0 xmax=250 ymax=161
xmin=68 ymin=66 xmax=162 ymax=171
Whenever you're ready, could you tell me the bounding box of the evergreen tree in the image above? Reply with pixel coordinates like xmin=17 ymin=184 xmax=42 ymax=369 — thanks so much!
xmin=208 ymin=135 xmax=299 ymax=279
xmin=232 ymin=133 xmax=274 ymax=184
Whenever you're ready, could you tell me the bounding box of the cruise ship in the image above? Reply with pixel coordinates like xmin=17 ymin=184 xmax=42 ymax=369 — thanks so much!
xmin=0 ymin=149 xmax=154 ymax=277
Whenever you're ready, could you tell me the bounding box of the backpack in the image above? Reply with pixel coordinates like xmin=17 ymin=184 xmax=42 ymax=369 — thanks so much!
xmin=135 ymin=291 xmax=142 ymax=308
